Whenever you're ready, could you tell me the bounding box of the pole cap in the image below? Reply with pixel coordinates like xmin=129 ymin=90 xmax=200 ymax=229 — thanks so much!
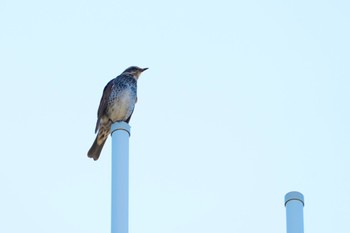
xmin=111 ymin=121 xmax=131 ymax=136
xmin=284 ymin=191 xmax=304 ymax=206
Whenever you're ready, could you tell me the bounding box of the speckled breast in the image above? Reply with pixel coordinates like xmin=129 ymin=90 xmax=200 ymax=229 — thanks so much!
xmin=107 ymin=82 xmax=137 ymax=122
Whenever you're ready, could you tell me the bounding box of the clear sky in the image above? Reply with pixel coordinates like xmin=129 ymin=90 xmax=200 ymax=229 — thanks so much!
xmin=0 ymin=0 xmax=349 ymax=232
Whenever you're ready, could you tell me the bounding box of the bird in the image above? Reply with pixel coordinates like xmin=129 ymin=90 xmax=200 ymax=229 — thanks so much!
xmin=87 ymin=66 xmax=148 ymax=160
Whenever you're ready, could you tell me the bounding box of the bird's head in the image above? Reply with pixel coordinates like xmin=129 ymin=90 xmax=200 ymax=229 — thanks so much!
xmin=122 ymin=66 xmax=148 ymax=80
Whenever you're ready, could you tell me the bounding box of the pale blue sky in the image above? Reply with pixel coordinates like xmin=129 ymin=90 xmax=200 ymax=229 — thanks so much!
xmin=0 ymin=0 xmax=349 ymax=232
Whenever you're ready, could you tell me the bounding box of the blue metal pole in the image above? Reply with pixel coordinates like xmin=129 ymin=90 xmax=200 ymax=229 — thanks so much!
xmin=111 ymin=122 xmax=131 ymax=233
xmin=284 ymin=191 xmax=304 ymax=233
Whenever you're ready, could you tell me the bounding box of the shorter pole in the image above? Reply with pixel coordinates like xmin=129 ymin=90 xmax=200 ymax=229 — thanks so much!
xmin=284 ymin=191 xmax=304 ymax=233
xmin=111 ymin=122 xmax=131 ymax=233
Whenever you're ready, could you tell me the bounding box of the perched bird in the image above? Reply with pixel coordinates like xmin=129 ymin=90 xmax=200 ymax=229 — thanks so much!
xmin=87 ymin=66 xmax=148 ymax=160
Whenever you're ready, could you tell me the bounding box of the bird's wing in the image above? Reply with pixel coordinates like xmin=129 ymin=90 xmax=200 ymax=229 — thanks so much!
xmin=95 ymin=79 xmax=114 ymax=133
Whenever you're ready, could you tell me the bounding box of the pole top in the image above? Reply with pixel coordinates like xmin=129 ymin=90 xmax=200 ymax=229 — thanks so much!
xmin=111 ymin=121 xmax=131 ymax=136
xmin=284 ymin=191 xmax=304 ymax=206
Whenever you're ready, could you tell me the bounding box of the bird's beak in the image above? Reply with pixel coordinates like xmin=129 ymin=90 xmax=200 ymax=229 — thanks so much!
xmin=141 ymin=68 xmax=148 ymax=72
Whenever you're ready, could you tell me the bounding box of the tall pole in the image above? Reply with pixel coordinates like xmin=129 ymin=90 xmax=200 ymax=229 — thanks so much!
xmin=111 ymin=121 xmax=131 ymax=233
xmin=284 ymin=191 xmax=305 ymax=233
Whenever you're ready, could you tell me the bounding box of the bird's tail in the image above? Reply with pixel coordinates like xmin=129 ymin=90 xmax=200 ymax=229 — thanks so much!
xmin=87 ymin=128 xmax=109 ymax=161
